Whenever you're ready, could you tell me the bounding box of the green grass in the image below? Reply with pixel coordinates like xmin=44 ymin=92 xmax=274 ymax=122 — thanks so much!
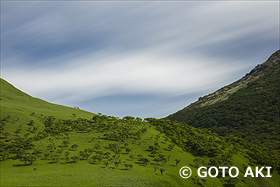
xmin=1 ymin=78 xmax=280 ymax=187
xmin=1 ymin=127 xmax=197 ymax=187
xmin=2 ymin=125 xmax=279 ymax=187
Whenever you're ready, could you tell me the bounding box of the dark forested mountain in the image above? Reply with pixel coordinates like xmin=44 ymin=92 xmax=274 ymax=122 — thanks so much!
xmin=167 ymin=50 xmax=280 ymax=150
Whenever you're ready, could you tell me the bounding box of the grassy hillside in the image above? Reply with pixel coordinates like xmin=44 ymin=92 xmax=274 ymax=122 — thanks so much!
xmin=0 ymin=78 xmax=93 ymax=137
xmin=0 ymin=78 xmax=93 ymax=119
xmin=1 ymin=78 xmax=280 ymax=186
xmin=167 ymin=50 xmax=280 ymax=150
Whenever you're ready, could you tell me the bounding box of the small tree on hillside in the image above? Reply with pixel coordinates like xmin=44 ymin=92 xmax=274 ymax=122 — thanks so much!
xmin=71 ymin=144 xmax=78 ymax=151
xmin=154 ymin=164 xmax=159 ymax=173
xmin=70 ymin=155 xmax=79 ymax=163
xmin=20 ymin=154 xmax=36 ymax=165
xmin=125 ymin=148 xmax=131 ymax=154
xmin=160 ymin=168 xmax=165 ymax=175
xmin=175 ymin=159 xmax=181 ymax=166
xmin=65 ymin=151 xmax=70 ymax=162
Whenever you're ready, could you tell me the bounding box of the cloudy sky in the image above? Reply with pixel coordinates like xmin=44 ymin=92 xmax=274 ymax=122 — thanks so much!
xmin=1 ymin=1 xmax=279 ymax=118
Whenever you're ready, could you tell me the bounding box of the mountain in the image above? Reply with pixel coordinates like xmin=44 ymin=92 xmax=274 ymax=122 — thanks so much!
xmin=1 ymin=78 xmax=279 ymax=186
xmin=167 ymin=50 xmax=280 ymax=150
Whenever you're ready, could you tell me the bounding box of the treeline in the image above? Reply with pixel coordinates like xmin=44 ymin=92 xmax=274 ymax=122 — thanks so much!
xmin=43 ymin=115 xmax=147 ymax=141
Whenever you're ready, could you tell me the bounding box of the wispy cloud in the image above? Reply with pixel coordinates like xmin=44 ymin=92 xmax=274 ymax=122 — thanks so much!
xmin=1 ymin=1 xmax=279 ymax=118
xmin=3 ymin=51 xmax=249 ymax=97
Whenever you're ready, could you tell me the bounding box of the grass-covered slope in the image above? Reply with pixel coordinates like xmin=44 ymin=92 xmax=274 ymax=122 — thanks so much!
xmin=0 ymin=78 xmax=93 ymax=120
xmin=0 ymin=78 xmax=93 ymax=137
xmin=167 ymin=50 xmax=280 ymax=150
xmin=1 ymin=78 xmax=279 ymax=186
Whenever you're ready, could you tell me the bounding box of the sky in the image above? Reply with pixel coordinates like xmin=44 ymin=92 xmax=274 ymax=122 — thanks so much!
xmin=1 ymin=0 xmax=279 ymax=118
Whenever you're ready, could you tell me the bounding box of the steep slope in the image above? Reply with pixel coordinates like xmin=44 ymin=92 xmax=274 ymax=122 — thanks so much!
xmin=0 ymin=78 xmax=93 ymax=119
xmin=167 ymin=50 xmax=280 ymax=149
xmin=1 ymin=79 xmax=279 ymax=187
xmin=0 ymin=78 xmax=94 ymax=135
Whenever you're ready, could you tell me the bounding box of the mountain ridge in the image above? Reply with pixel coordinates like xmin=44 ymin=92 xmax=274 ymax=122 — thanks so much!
xmin=167 ymin=50 xmax=280 ymax=149
xmin=180 ymin=50 xmax=280 ymax=109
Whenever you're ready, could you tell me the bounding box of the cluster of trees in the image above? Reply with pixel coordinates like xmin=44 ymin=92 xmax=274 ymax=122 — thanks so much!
xmin=43 ymin=115 xmax=147 ymax=142
xmin=0 ymin=135 xmax=35 ymax=164
xmin=145 ymin=118 xmax=280 ymax=173
xmin=0 ymin=114 xmax=175 ymax=176
xmin=145 ymin=118 xmax=229 ymax=157
xmin=1 ymin=110 xmax=279 ymax=178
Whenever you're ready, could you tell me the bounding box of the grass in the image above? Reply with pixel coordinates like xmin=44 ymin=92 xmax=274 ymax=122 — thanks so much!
xmin=1 ymin=128 xmax=198 ymax=187
xmin=2 ymin=126 xmax=279 ymax=187
xmin=1 ymin=78 xmax=280 ymax=187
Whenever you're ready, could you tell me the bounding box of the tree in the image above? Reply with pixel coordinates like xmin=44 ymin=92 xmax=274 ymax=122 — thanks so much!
xmin=168 ymin=144 xmax=175 ymax=151
xmin=142 ymin=158 xmax=150 ymax=165
xmin=148 ymin=145 xmax=158 ymax=155
xmin=114 ymin=161 xmax=120 ymax=168
xmin=104 ymin=161 xmax=109 ymax=168
xmin=175 ymin=159 xmax=181 ymax=166
xmin=90 ymin=155 xmax=99 ymax=163
xmin=160 ymin=168 xmax=165 ymax=175
xmin=65 ymin=151 xmax=70 ymax=161
xmin=123 ymin=116 xmax=135 ymax=121
xmin=79 ymin=150 xmax=90 ymax=160
xmin=129 ymin=155 xmax=134 ymax=160
xmin=20 ymin=154 xmax=36 ymax=165
xmin=94 ymin=143 xmax=100 ymax=150
xmin=137 ymin=154 xmax=143 ymax=160
xmin=44 ymin=116 xmax=56 ymax=128
xmin=70 ymin=155 xmax=79 ymax=163
xmin=27 ymin=120 xmax=34 ymax=126
xmin=125 ymin=164 xmax=133 ymax=170
xmin=154 ymin=164 xmax=159 ymax=172
xmin=62 ymin=140 xmax=69 ymax=148
xmin=154 ymin=157 xmax=160 ymax=165
xmin=71 ymin=144 xmax=78 ymax=151
xmin=50 ymin=154 xmax=60 ymax=163
xmin=158 ymin=154 xmax=167 ymax=165
xmin=125 ymin=148 xmax=131 ymax=154
xmin=108 ymin=143 xmax=120 ymax=154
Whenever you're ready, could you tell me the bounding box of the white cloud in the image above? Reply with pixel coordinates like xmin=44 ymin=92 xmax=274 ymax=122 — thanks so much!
xmin=1 ymin=1 xmax=278 ymax=117
xmin=2 ymin=50 xmax=250 ymax=104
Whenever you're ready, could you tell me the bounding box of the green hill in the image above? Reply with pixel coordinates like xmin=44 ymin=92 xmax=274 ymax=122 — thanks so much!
xmin=0 ymin=78 xmax=279 ymax=186
xmin=0 ymin=78 xmax=93 ymax=120
xmin=167 ymin=50 xmax=280 ymax=150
